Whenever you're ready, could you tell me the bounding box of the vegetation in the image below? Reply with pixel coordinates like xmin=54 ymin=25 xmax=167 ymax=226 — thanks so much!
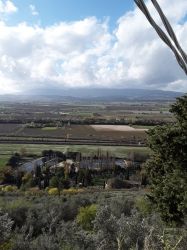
xmin=145 ymin=95 xmax=187 ymax=223
xmin=0 ymin=143 xmax=149 ymax=159
xmin=0 ymin=97 xmax=186 ymax=249
xmin=77 ymin=204 xmax=97 ymax=230
xmin=0 ymin=101 xmax=173 ymax=127
xmin=0 ymin=191 xmax=186 ymax=250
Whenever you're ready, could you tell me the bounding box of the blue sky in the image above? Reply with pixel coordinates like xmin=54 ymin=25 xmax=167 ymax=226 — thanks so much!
xmin=0 ymin=0 xmax=186 ymax=94
xmin=8 ymin=0 xmax=135 ymax=28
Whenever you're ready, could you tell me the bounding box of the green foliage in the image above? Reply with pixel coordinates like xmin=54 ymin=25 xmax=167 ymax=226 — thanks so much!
xmin=49 ymin=175 xmax=70 ymax=191
xmin=145 ymin=95 xmax=187 ymax=223
xmin=0 ymin=241 xmax=13 ymax=250
xmin=94 ymin=205 xmax=148 ymax=250
xmin=77 ymin=169 xmax=93 ymax=187
xmin=0 ymin=192 xmax=186 ymax=249
xmin=77 ymin=204 xmax=97 ymax=231
xmin=135 ymin=196 xmax=153 ymax=216
xmin=1 ymin=198 xmax=31 ymax=228
xmin=48 ymin=187 xmax=59 ymax=195
xmin=7 ymin=153 xmax=21 ymax=169
xmin=50 ymin=176 xmax=61 ymax=188
xmin=2 ymin=186 xmax=17 ymax=192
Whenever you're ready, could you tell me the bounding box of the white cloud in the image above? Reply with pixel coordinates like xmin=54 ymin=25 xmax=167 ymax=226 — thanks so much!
xmin=29 ymin=4 xmax=38 ymax=16
xmin=0 ymin=0 xmax=17 ymax=14
xmin=0 ymin=0 xmax=186 ymax=94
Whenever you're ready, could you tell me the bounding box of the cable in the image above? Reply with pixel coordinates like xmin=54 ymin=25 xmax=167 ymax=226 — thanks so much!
xmin=134 ymin=0 xmax=187 ymax=75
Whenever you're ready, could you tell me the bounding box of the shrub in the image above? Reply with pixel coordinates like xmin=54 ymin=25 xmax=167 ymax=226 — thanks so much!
xmin=77 ymin=204 xmax=97 ymax=231
xmin=3 ymin=186 xmax=17 ymax=192
xmin=0 ymin=185 xmax=5 ymax=191
xmin=48 ymin=188 xmax=59 ymax=195
xmin=25 ymin=187 xmax=44 ymax=196
xmin=22 ymin=173 xmax=34 ymax=185
xmin=135 ymin=196 xmax=153 ymax=216
xmin=49 ymin=176 xmax=60 ymax=188
xmin=5 ymin=199 xmax=30 ymax=228
xmin=106 ymin=178 xmax=133 ymax=189
xmin=0 ymin=210 xmax=13 ymax=244
xmin=0 ymin=241 xmax=13 ymax=250
xmin=109 ymin=196 xmax=134 ymax=217
xmin=63 ymin=188 xmax=84 ymax=195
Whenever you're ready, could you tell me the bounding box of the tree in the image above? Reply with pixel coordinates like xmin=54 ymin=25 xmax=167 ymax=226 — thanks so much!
xmin=145 ymin=95 xmax=187 ymax=223
xmin=7 ymin=153 xmax=21 ymax=169
xmin=49 ymin=175 xmax=70 ymax=195
xmin=34 ymin=165 xmax=42 ymax=189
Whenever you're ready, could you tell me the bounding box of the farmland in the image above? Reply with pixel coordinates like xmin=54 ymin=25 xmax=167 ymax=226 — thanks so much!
xmin=0 ymin=124 xmax=147 ymax=145
xmin=0 ymin=99 xmax=172 ymax=169
xmin=0 ymin=100 xmax=174 ymax=147
xmin=0 ymin=100 xmax=174 ymax=125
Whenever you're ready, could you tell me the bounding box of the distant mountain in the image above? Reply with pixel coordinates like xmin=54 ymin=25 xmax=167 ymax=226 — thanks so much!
xmin=0 ymin=88 xmax=184 ymax=103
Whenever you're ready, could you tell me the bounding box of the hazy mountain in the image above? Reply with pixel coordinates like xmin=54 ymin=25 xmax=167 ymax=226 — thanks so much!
xmin=0 ymin=88 xmax=184 ymax=103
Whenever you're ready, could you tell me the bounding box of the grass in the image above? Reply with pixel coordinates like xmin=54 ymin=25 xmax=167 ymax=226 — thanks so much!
xmin=0 ymin=143 xmax=150 ymax=158
xmin=132 ymin=125 xmax=156 ymax=129
xmin=0 ymin=158 xmax=8 ymax=170
xmin=41 ymin=127 xmax=58 ymax=131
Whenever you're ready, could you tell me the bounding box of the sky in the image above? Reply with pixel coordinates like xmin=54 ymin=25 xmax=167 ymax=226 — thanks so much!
xmin=0 ymin=0 xmax=187 ymax=94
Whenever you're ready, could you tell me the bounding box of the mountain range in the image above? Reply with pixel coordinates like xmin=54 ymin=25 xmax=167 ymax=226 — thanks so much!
xmin=0 ymin=88 xmax=184 ymax=102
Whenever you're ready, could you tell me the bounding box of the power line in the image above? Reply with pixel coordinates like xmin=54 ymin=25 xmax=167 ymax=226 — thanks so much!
xmin=134 ymin=0 xmax=187 ymax=75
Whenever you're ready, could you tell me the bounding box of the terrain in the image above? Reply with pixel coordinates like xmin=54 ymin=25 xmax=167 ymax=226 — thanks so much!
xmin=0 ymin=91 xmax=186 ymax=250
xmin=0 ymin=89 xmax=178 ymax=166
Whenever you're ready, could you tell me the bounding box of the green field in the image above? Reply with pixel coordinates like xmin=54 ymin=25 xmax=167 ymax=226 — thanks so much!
xmin=132 ymin=125 xmax=156 ymax=129
xmin=41 ymin=127 xmax=58 ymax=131
xmin=0 ymin=157 xmax=9 ymax=170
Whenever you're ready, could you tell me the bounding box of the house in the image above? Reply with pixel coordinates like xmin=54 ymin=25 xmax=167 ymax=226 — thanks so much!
xmin=21 ymin=157 xmax=44 ymax=172
xmin=21 ymin=157 xmax=58 ymax=173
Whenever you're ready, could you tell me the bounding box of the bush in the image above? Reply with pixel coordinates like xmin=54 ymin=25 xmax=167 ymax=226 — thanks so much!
xmin=3 ymin=186 xmax=17 ymax=192
xmin=0 ymin=210 xmax=13 ymax=244
xmin=48 ymin=188 xmax=59 ymax=195
xmin=4 ymin=199 xmax=30 ymax=228
xmin=135 ymin=196 xmax=153 ymax=216
xmin=63 ymin=188 xmax=84 ymax=195
xmin=0 ymin=185 xmax=5 ymax=191
xmin=109 ymin=196 xmax=134 ymax=217
xmin=0 ymin=241 xmax=13 ymax=250
xmin=49 ymin=176 xmax=60 ymax=188
xmin=106 ymin=178 xmax=133 ymax=189
xmin=77 ymin=204 xmax=97 ymax=231
xmin=25 ymin=187 xmax=44 ymax=196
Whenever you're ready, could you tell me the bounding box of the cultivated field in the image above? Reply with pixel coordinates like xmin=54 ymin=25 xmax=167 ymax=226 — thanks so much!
xmin=0 ymin=124 xmax=147 ymax=146
xmin=91 ymin=125 xmax=148 ymax=131
xmin=0 ymin=100 xmax=171 ymax=167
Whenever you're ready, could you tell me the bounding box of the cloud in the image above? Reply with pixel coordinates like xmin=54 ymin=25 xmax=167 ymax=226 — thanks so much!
xmin=29 ymin=4 xmax=38 ymax=16
xmin=0 ymin=0 xmax=186 ymax=94
xmin=0 ymin=0 xmax=17 ymax=14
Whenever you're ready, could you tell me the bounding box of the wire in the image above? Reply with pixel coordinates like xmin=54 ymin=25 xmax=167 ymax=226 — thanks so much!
xmin=134 ymin=0 xmax=187 ymax=75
